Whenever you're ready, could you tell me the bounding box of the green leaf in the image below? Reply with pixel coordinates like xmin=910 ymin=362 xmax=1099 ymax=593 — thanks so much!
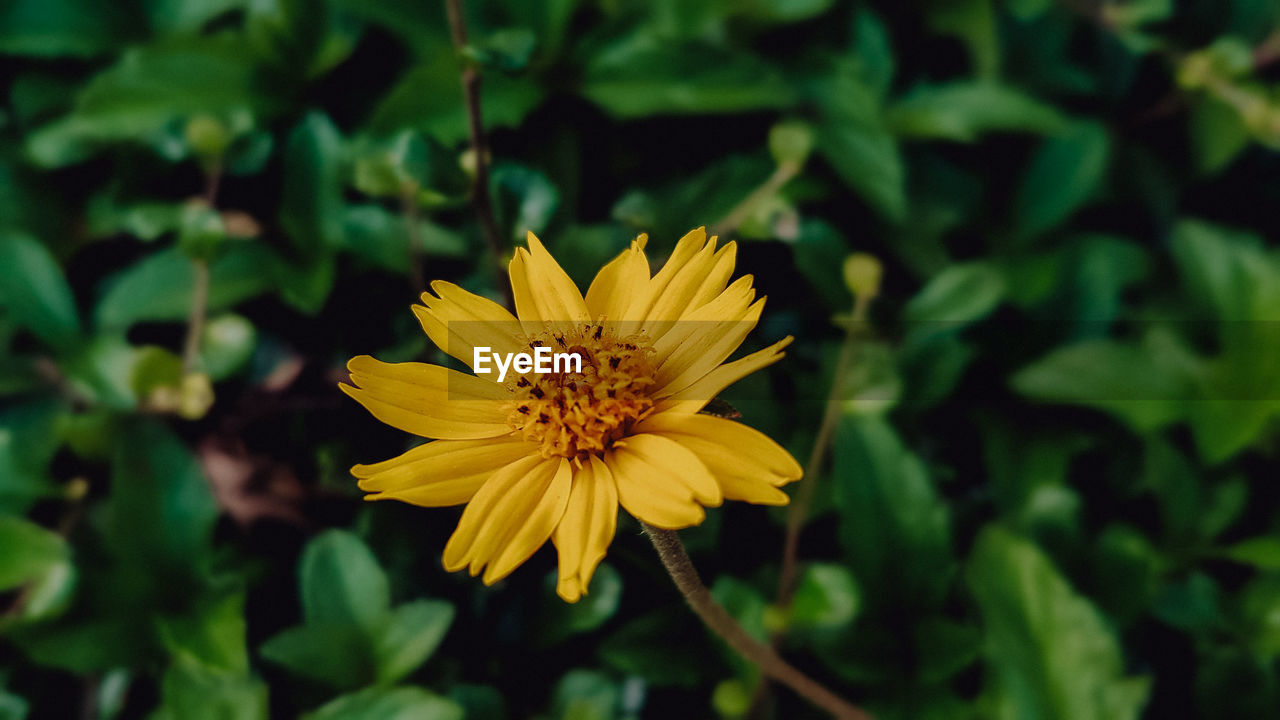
xmin=280 ymin=112 xmax=346 ymax=252
xmin=493 ymin=164 xmax=560 ymax=241
xmin=833 ymin=415 xmax=953 ymax=611
xmin=259 ymin=623 xmax=374 ymax=688
xmin=888 ymin=82 xmax=1066 ymax=142
xmin=813 ymin=66 xmax=905 ymax=220
xmin=548 ymin=669 xmax=619 ymax=720
xmin=1011 ymin=339 xmax=1188 ymax=431
xmin=371 ymin=600 xmax=455 ymax=685
xmin=25 ymin=38 xmax=259 ymax=167
xmin=537 ymin=564 xmax=622 ymax=645
xmin=1189 ymin=96 xmax=1250 ymax=174
xmin=0 ymin=0 xmax=135 ymax=57
xmin=903 ymin=262 xmax=1006 ymax=335
xmin=300 ymin=530 xmax=390 ymax=631
xmin=199 ymin=314 xmax=257 ymax=381
xmin=1221 ymin=536 xmax=1280 ymax=570
xmin=157 ymin=591 xmax=251 ymax=675
xmin=95 ymin=244 xmax=278 ymax=330
xmin=582 ymin=41 xmax=797 ymax=118
xmin=790 ymin=563 xmax=860 ymax=631
xmin=105 ymin=419 xmax=219 ymax=584
xmin=924 ymin=0 xmax=998 ymax=78
xmin=0 ymin=686 xmax=28 ymax=720
xmin=1013 ymin=121 xmax=1111 ymax=240
xmin=340 ymin=205 xmax=468 ymax=272
xmin=152 ymin=656 xmax=268 ymax=720
xmin=303 ymin=687 xmax=463 ymax=720
xmin=0 ymin=232 xmax=81 ymax=349
xmin=367 ymin=54 xmax=543 ymax=145
xmin=0 ymin=516 xmax=69 ymax=592
xmin=275 ymin=254 xmax=336 ymax=315
xmin=966 ymin=526 xmax=1150 ymax=720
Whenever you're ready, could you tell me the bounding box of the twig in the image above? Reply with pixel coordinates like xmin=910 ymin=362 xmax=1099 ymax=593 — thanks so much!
xmin=444 ymin=0 xmax=512 ymax=309
xmin=776 ymin=296 xmax=871 ymax=606
xmin=643 ymin=524 xmax=871 ymax=720
xmin=711 ymin=161 xmax=803 ymax=239
xmin=181 ymin=164 xmax=222 ymax=375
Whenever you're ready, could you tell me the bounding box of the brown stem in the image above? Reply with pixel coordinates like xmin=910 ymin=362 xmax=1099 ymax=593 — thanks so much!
xmin=444 ymin=0 xmax=512 ymax=309
xmin=182 ymin=259 xmax=210 ymax=375
xmin=642 ymin=524 xmax=871 ymax=720
xmin=776 ymin=296 xmax=869 ymax=606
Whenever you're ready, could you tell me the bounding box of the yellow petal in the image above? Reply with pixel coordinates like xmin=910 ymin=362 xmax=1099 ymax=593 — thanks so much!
xmin=585 ymin=234 xmax=650 ymax=321
xmin=340 ymin=355 xmax=511 ymax=439
xmin=413 ymin=281 xmax=524 ymax=372
xmin=650 ymin=275 xmax=755 ymax=366
xmin=619 ymin=433 xmax=722 ymax=506
xmin=683 ymin=241 xmax=738 ymax=313
xmin=617 ymin=227 xmax=708 ymax=332
xmin=553 ymin=456 xmax=618 ymax=601
xmin=605 ymin=444 xmax=705 ymax=530
xmin=654 ymin=337 xmax=793 ymax=414
xmin=352 ymin=436 xmax=536 ymax=506
xmin=653 ymin=297 xmax=766 ymax=396
xmin=553 ymin=455 xmax=619 ymax=602
xmin=509 ymin=232 xmax=590 ymax=330
xmin=637 ymin=239 xmax=721 ymax=338
xmin=482 ymin=458 xmax=573 ymax=584
xmin=634 ymin=412 xmax=802 ymax=483
xmin=441 ymin=455 xmax=555 ymax=573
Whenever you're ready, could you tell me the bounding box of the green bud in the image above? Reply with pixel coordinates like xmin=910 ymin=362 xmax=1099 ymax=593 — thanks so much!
xmin=201 ymin=314 xmax=257 ymax=380
xmin=185 ymin=114 xmax=232 ymax=159
xmin=179 ymin=373 xmax=215 ymax=420
xmin=843 ymin=253 xmax=883 ymax=300
xmin=712 ymin=679 xmax=751 ymax=718
xmin=768 ymin=121 xmax=814 ymax=168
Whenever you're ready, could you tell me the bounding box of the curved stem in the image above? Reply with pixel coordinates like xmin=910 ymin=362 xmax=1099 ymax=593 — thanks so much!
xmin=642 ymin=524 xmax=871 ymax=720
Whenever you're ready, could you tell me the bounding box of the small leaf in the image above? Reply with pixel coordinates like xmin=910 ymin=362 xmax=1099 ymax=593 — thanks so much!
xmin=1013 ymin=121 xmax=1111 ymax=240
xmin=259 ymin=623 xmax=374 ymax=689
xmin=0 ymin=515 xmax=69 ymax=592
xmin=372 ymin=600 xmax=455 ymax=685
xmin=0 ymin=232 xmax=80 ymax=348
xmin=303 ymin=687 xmax=463 ymax=720
xmin=300 ymin=530 xmax=390 ymax=631
xmin=153 ymin=656 xmax=267 ymax=720
xmin=280 ymin=112 xmax=346 ymax=252
xmin=537 ymin=564 xmax=622 ymax=645
xmin=1222 ymin=536 xmax=1280 ymax=570
xmin=888 ymin=82 xmax=1066 ymax=142
xmin=790 ymin=563 xmax=861 ymax=630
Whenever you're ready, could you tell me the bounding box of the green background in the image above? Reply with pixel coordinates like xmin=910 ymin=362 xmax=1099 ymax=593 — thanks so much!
xmin=3 ymin=0 xmax=1280 ymax=717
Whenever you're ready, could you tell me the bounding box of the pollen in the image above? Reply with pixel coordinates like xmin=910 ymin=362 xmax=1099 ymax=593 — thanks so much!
xmin=506 ymin=321 xmax=657 ymax=458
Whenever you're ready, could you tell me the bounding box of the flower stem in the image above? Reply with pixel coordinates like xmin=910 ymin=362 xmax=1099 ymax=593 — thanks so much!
xmin=642 ymin=523 xmax=871 ymax=720
xmin=444 ymin=0 xmax=512 ymax=309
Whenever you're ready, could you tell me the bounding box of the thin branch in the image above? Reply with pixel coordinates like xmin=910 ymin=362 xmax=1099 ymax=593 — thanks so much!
xmin=643 ymin=524 xmax=871 ymax=720
xmin=445 ymin=0 xmax=512 ymax=309
xmin=182 ymin=259 xmax=211 ymax=375
xmin=776 ymin=297 xmax=870 ymax=606
xmin=711 ymin=161 xmax=803 ymax=239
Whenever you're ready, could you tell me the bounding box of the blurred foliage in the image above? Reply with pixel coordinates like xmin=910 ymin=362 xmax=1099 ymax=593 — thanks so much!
xmin=3 ymin=0 xmax=1280 ymax=718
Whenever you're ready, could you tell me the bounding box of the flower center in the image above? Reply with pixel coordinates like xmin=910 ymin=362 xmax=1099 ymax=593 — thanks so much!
xmin=506 ymin=322 xmax=657 ymax=459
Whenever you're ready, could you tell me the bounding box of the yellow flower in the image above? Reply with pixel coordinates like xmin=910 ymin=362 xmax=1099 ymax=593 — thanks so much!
xmin=341 ymin=228 xmax=801 ymax=602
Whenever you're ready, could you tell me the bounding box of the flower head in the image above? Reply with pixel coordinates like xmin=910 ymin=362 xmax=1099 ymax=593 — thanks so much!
xmin=341 ymin=228 xmax=801 ymax=601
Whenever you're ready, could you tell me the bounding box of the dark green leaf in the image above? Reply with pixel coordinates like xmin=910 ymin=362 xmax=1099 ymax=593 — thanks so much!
xmin=1013 ymin=121 xmax=1111 ymax=240
xmin=280 ymin=112 xmax=346 ymax=252
xmin=888 ymin=82 xmax=1066 ymax=142
xmin=0 ymin=232 xmax=81 ymax=348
